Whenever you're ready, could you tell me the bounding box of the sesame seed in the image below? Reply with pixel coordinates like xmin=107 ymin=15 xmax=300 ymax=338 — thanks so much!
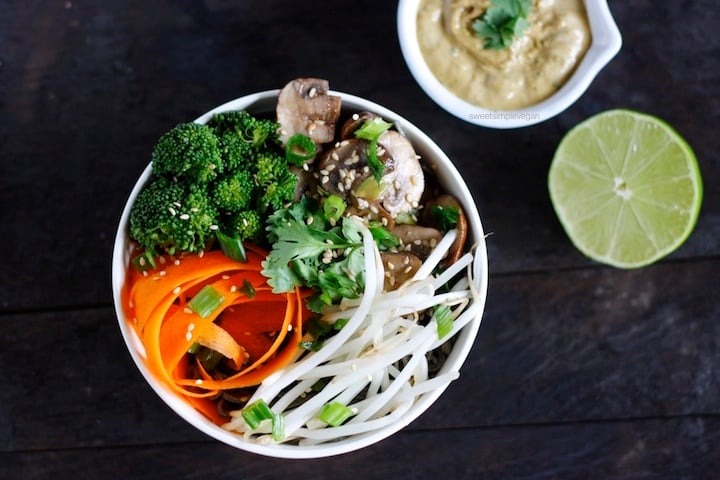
xmin=369 ymin=205 xmax=379 ymax=214
xmin=387 ymin=262 xmax=395 ymax=270
xmin=321 ymin=175 xmax=329 ymax=184
xmin=174 ymin=259 xmax=181 ymax=266
xmin=322 ymin=257 xmax=332 ymax=264
xmin=184 ymin=307 xmax=193 ymax=314
xmin=352 ymin=113 xmax=359 ymax=120
xmin=190 ymin=207 xmax=199 ymax=213
xmin=393 ymin=180 xmax=401 ymax=190
xmin=173 ymin=286 xmax=181 ymax=294
xmin=308 ymin=86 xmax=317 ymax=97
xmin=138 ymin=257 xmax=146 ymax=266
xmin=404 ymin=265 xmax=413 ymax=273
xmin=168 ymin=207 xmax=177 ymax=216
xmin=230 ymin=285 xmax=238 ymax=292
xmin=302 ymin=163 xmax=310 ymax=171
xmin=287 ymin=324 xmax=293 ymax=331
xmin=142 ymin=271 xmax=148 ymax=277
xmin=188 ymin=323 xmax=195 ymax=331
xmin=185 ymin=331 xmax=192 ymax=341
xmin=159 ymin=270 xmax=166 ymax=276
xmin=195 ymin=379 xmax=203 ymax=385
xmin=331 ymin=152 xmax=339 ymax=161
xmin=326 ymin=163 xmax=336 ymax=172
xmin=306 ymin=216 xmax=314 ymax=225
xmin=320 ymin=169 xmax=329 ymax=176
xmin=179 ymin=213 xmax=190 ymax=220
xmin=210 ymin=224 xmax=219 ymax=231
xmin=198 ymin=250 xmax=205 ymax=258
xmin=222 ymin=275 xmax=230 ymax=280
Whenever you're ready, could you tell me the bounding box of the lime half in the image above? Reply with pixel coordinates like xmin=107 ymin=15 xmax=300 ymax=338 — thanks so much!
xmin=548 ymin=109 xmax=703 ymax=269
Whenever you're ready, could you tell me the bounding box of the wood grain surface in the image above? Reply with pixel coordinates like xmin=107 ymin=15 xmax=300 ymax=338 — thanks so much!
xmin=1 ymin=1 xmax=718 ymax=478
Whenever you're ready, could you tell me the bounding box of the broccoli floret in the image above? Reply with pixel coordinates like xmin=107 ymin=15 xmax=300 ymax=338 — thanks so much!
xmin=260 ymin=171 xmax=298 ymax=211
xmin=208 ymin=110 xmax=280 ymax=148
xmin=129 ymin=176 xmax=219 ymax=256
xmin=217 ymin=130 xmax=256 ymax=172
xmin=255 ymin=149 xmax=288 ymax=186
xmin=210 ymin=169 xmax=256 ymax=214
xmin=223 ymin=210 xmax=262 ymax=242
xmin=152 ymin=122 xmax=222 ymax=184
xmin=253 ymin=150 xmax=297 ymax=211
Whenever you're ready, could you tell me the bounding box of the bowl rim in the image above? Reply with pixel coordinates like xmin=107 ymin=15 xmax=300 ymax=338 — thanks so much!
xmin=111 ymin=89 xmax=489 ymax=458
xmin=396 ymin=0 xmax=622 ymax=128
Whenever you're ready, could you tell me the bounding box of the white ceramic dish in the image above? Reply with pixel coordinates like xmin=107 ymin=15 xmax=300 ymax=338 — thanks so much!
xmin=397 ymin=0 xmax=622 ymax=128
xmin=111 ymin=90 xmax=489 ymax=458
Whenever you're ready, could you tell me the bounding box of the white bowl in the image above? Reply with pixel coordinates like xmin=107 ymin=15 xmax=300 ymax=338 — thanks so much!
xmin=397 ymin=0 xmax=622 ymax=128
xmin=111 ymin=90 xmax=489 ymax=458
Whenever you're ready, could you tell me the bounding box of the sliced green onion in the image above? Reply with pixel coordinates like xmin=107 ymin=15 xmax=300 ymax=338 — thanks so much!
xmin=240 ymin=279 xmax=256 ymax=298
xmin=354 ymin=118 xmax=393 ymax=183
xmin=323 ymin=194 xmax=346 ymax=223
xmin=299 ymin=339 xmax=324 ymax=352
xmin=354 ymin=117 xmax=393 ymax=139
xmin=318 ymin=401 xmax=355 ymax=427
xmin=196 ymin=346 xmax=224 ymax=371
xmin=435 ymin=304 xmax=454 ymax=339
xmin=333 ymin=317 xmax=350 ymax=330
xmin=188 ymin=285 xmax=225 ymax=318
xmin=216 ymin=230 xmax=247 ymax=263
xmin=241 ymin=399 xmax=275 ymax=430
xmin=131 ymin=251 xmax=157 ymax=272
xmin=285 ymin=133 xmax=316 ymax=166
xmin=271 ymin=411 xmax=285 ymax=442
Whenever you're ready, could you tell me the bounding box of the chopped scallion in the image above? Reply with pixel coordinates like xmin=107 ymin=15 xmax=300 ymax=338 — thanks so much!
xmin=216 ymin=230 xmax=247 ymax=263
xmin=285 ymin=133 xmax=316 ymax=165
xmin=318 ymin=401 xmax=355 ymax=427
xmin=188 ymin=285 xmax=225 ymax=318
xmin=240 ymin=279 xmax=256 ymax=298
xmin=241 ymin=399 xmax=275 ymax=430
xmin=354 ymin=118 xmax=393 ymax=183
xmin=434 ymin=304 xmax=454 ymax=339
xmin=323 ymin=194 xmax=346 ymax=223
xmin=271 ymin=411 xmax=285 ymax=442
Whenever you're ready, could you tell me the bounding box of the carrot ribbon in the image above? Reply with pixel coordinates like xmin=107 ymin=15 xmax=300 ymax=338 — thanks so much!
xmin=123 ymin=247 xmax=310 ymax=424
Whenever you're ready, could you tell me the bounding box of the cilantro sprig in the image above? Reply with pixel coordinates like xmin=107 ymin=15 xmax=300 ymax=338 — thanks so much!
xmin=261 ymin=197 xmax=398 ymax=313
xmin=472 ymin=0 xmax=532 ymax=50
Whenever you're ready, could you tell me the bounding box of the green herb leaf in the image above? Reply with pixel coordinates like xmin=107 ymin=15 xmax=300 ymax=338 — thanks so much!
xmin=472 ymin=0 xmax=532 ymax=50
xmin=431 ymin=205 xmax=460 ymax=232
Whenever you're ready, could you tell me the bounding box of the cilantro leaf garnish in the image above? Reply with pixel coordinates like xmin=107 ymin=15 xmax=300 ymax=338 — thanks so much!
xmin=262 ymin=198 xmax=377 ymax=312
xmin=472 ymin=0 xmax=532 ymax=50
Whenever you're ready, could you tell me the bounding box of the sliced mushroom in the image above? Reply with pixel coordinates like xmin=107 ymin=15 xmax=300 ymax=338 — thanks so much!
xmin=315 ymin=138 xmax=392 ymax=200
xmin=392 ymin=224 xmax=443 ymax=261
xmin=376 ymin=130 xmax=424 ymax=218
xmin=339 ymin=111 xmax=380 ymax=140
xmin=380 ymin=252 xmax=422 ymax=291
xmin=276 ymin=78 xmax=341 ymax=146
xmin=422 ymin=194 xmax=468 ymax=265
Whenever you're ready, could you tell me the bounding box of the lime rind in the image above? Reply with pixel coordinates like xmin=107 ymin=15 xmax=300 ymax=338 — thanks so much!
xmin=548 ymin=109 xmax=703 ymax=269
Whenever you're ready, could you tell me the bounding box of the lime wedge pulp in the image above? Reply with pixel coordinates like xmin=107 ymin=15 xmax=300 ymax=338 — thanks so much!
xmin=548 ymin=109 xmax=703 ymax=269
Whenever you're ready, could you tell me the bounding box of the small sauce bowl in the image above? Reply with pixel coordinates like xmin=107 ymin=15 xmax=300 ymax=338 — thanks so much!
xmin=397 ymin=0 xmax=622 ymax=128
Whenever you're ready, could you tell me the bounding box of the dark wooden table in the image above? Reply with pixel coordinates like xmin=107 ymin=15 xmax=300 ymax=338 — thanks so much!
xmin=2 ymin=1 xmax=718 ymax=478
